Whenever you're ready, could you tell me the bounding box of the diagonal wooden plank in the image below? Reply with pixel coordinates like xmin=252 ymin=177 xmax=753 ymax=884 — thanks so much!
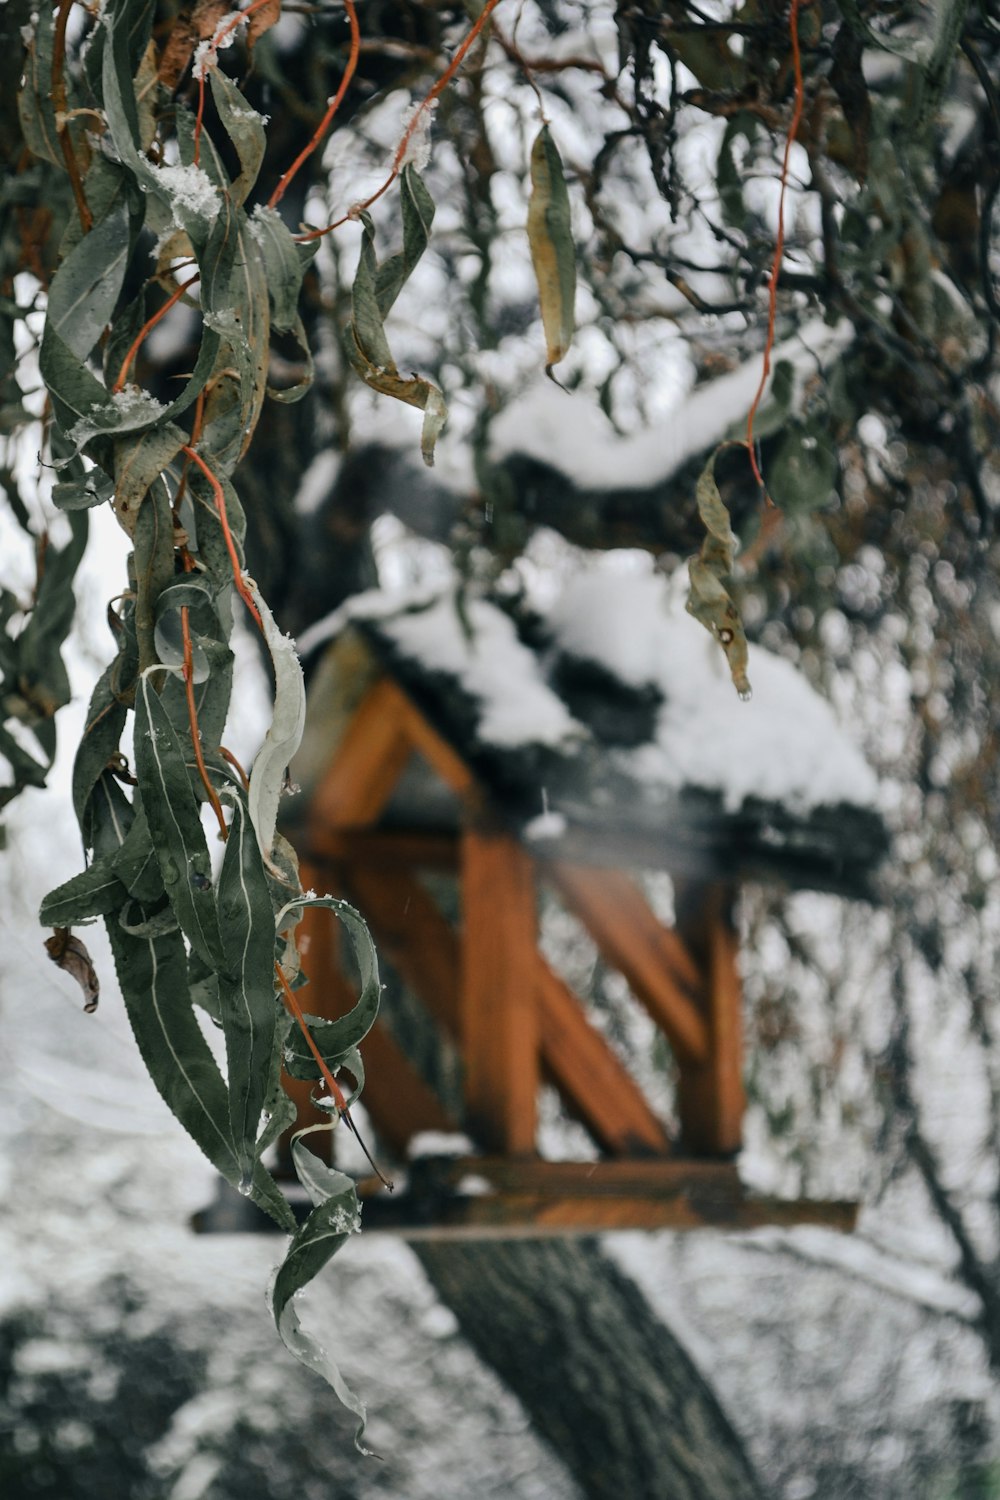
xmin=547 ymin=863 xmax=710 ymax=1065
xmin=289 ymin=861 xmax=457 ymax=1158
xmin=537 ymin=959 xmax=671 ymax=1156
xmin=346 ymin=864 xmax=670 ymax=1157
xmin=310 ymin=676 xmax=416 ymax=830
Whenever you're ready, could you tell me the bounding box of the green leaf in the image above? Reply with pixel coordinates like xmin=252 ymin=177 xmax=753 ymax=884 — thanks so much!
xmin=109 ymin=807 xmax=163 ymax=904
xmin=133 ymin=671 xmax=226 ymax=971
xmin=39 ymin=328 xmax=112 ymax=442
xmin=247 ymin=580 xmax=306 ymax=860
xmin=73 ymin=647 xmax=134 ymax=836
xmin=216 ymin=792 xmax=280 ymax=1189
xmin=18 ymin=5 xmax=66 ymax=168
xmin=106 ymin=913 xmax=295 ymax=1232
xmin=209 ymin=69 xmax=266 ymax=208
xmin=132 ymin=477 xmax=176 ymax=673
xmin=52 ymin=471 xmax=116 ymax=511
xmin=268 ymin=1141 xmax=369 ymax=1450
xmin=199 ymin=210 xmax=270 ymax=474
xmin=256 ymin=1013 xmax=298 ymax=1156
xmin=345 ymin=181 xmax=448 ymax=466
xmin=375 ymin=166 xmax=435 ymax=318
xmin=527 ymin=125 xmax=576 ymax=377
xmin=276 ymin=894 xmax=381 ymax=1079
xmin=113 ymin=423 xmax=187 ymax=539
xmin=267 ymin=315 xmax=314 ymax=404
xmin=250 ymin=206 xmax=307 ymax=333
xmin=40 ymin=858 xmax=125 ymax=927
xmin=153 ymin=576 xmax=215 ymax=681
xmin=47 ymin=198 xmax=130 ymax=362
xmin=686 ymin=445 xmax=751 ymax=698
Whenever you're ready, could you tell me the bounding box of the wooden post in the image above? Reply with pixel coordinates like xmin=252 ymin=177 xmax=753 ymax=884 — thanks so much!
xmin=461 ymin=824 xmax=538 ymax=1156
xmin=675 ymin=883 xmax=745 ymax=1156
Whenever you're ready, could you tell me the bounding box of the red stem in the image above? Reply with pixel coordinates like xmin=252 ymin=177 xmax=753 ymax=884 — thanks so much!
xmin=745 ymin=0 xmax=804 ymax=493
xmin=181 ymin=605 xmax=229 ymax=838
xmin=113 ymin=274 xmax=200 ymax=393
xmin=181 ymin=445 xmax=264 ymax=630
xmin=268 ymin=0 xmax=361 ymax=208
xmin=295 ymin=0 xmax=502 ymax=243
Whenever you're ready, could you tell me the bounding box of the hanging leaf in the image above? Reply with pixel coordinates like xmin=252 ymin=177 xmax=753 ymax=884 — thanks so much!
xmin=251 ymin=206 xmax=309 ymax=333
xmin=133 ymin=671 xmax=226 ymax=971
xmin=210 ymin=69 xmax=267 ymax=208
xmin=246 ymin=580 xmax=306 ymax=860
xmin=41 ymin=859 xmax=126 ymax=927
xmin=112 ymin=424 xmax=187 ymax=539
xmin=686 ymin=445 xmax=752 ymax=698
xmin=133 ymin=478 xmax=177 ymax=673
xmin=216 ymin=792 xmax=280 ymax=1190
xmin=268 ymin=1128 xmax=370 ymax=1451
xmin=277 ymin=895 xmax=381 ymax=1079
xmin=44 ymin=927 xmax=100 ymax=1012
xmin=527 ymin=125 xmax=576 ymax=378
xmin=345 ymin=169 xmax=447 ymax=466
xmin=46 ymin=198 xmax=130 ymax=362
xmin=106 ymin=913 xmax=295 ymax=1232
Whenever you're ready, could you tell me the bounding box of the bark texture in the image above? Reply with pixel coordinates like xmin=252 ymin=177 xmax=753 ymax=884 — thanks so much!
xmin=413 ymin=1236 xmax=766 ymax=1500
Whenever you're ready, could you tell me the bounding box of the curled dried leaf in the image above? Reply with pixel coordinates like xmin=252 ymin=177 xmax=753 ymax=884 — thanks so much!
xmin=686 ymin=444 xmax=752 ymax=698
xmin=527 ymin=125 xmax=576 ymax=379
xmin=45 ymin=926 xmax=100 ymax=1012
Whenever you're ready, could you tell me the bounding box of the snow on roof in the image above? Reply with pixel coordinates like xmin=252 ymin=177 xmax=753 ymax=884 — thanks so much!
xmin=305 ymin=585 xmax=584 ymax=752
xmin=488 ymin=318 xmax=853 ymax=493
xmin=303 ymin=562 xmax=878 ymax=818
xmin=548 ymin=566 xmax=879 ymax=815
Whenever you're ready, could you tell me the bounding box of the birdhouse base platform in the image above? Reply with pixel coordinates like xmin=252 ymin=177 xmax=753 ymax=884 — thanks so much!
xmin=192 ymin=1158 xmax=858 ymax=1238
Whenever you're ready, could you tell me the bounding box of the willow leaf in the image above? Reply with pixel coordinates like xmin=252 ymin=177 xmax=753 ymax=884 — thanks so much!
xmin=217 ymin=793 xmax=280 ymax=1189
xmin=345 ymin=191 xmax=447 ymax=466
xmin=686 ymin=446 xmax=751 ymax=698
xmin=109 ymin=806 xmax=163 ymax=904
xmin=276 ymin=894 xmax=380 ymax=1078
xmin=268 ymin=1158 xmax=368 ymax=1450
xmin=107 ymin=914 xmax=295 ymax=1232
xmin=527 ymin=125 xmax=576 ymax=377
xmin=133 ymin=672 xmax=226 ymax=970
xmin=133 ymin=478 xmax=176 ymax=673
xmin=250 ymin=206 xmax=306 ymax=333
xmin=375 ymin=166 xmax=434 ymax=318
xmin=40 ymin=858 xmax=125 ymax=927
xmin=209 ymin=69 xmax=266 ymax=208
xmin=113 ymin=423 xmax=186 ymax=539
xmin=47 ymin=198 xmax=129 ymax=362
xmin=246 ymin=580 xmax=306 ymax=860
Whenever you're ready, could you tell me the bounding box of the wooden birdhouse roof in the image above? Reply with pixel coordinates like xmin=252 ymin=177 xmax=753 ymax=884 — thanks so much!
xmin=292 ymin=567 xmax=887 ymax=898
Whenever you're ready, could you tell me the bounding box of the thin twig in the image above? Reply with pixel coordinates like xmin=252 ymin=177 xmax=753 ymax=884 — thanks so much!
xmin=296 ymin=0 xmax=503 ymax=242
xmin=181 ymin=605 xmax=229 ymax=837
xmin=745 ymin=0 xmax=805 ymax=493
xmin=113 ymin=274 xmax=200 ymax=393
xmin=269 ymin=0 xmax=361 ymax=207
xmin=52 ymin=0 xmax=93 ymax=233
xmin=181 ymin=445 xmax=263 ymax=629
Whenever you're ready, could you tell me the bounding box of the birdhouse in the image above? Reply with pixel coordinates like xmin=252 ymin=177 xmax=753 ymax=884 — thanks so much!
xmin=274 ymin=569 xmax=887 ymax=1236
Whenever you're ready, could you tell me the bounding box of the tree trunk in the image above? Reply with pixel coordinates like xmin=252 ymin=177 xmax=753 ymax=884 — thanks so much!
xmin=413 ymin=1237 xmax=765 ymax=1500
